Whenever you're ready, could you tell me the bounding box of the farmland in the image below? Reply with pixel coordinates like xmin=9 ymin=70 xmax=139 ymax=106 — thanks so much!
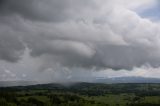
xmin=0 ymin=83 xmax=160 ymax=106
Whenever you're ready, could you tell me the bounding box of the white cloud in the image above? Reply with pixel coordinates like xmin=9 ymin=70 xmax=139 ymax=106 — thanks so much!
xmin=94 ymin=65 xmax=160 ymax=78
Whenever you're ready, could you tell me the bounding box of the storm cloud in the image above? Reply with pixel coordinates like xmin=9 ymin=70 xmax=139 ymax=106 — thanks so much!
xmin=0 ymin=0 xmax=160 ymax=78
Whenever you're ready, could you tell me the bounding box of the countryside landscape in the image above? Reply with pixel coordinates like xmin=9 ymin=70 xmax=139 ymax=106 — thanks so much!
xmin=0 ymin=82 xmax=160 ymax=106
xmin=1 ymin=0 xmax=160 ymax=106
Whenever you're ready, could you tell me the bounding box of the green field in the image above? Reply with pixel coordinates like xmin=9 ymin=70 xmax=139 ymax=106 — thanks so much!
xmin=0 ymin=83 xmax=160 ymax=106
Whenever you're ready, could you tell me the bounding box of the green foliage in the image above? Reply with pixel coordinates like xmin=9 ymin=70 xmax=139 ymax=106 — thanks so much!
xmin=0 ymin=83 xmax=159 ymax=106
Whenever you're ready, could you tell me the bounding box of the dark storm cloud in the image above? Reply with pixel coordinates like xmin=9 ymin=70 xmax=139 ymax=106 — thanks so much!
xmin=0 ymin=19 xmax=25 ymax=62
xmin=0 ymin=0 xmax=97 ymax=22
xmin=0 ymin=35 xmax=24 ymax=62
xmin=0 ymin=0 xmax=159 ymax=71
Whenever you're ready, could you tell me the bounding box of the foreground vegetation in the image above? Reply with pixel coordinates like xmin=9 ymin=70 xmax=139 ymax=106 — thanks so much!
xmin=0 ymin=83 xmax=160 ymax=106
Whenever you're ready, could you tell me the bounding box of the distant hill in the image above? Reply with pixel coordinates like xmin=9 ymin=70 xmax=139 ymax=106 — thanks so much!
xmin=0 ymin=77 xmax=160 ymax=87
xmin=94 ymin=77 xmax=160 ymax=83
xmin=0 ymin=81 xmax=38 ymax=87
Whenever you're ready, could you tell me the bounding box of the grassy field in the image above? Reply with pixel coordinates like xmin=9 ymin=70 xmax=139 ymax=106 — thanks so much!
xmin=0 ymin=83 xmax=160 ymax=106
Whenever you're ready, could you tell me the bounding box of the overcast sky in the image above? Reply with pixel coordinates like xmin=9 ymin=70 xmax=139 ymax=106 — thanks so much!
xmin=0 ymin=0 xmax=160 ymax=82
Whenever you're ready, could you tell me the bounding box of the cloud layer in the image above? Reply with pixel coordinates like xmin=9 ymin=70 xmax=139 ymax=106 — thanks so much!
xmin=0 ymin=0 xmax=160 ymax=81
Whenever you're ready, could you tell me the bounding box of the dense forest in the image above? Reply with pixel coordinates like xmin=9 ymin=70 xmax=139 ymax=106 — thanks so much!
xmin=0 ymin=83 xmax=160 ymax=106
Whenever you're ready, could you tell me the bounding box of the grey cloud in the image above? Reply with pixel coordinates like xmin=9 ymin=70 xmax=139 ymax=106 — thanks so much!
xmin=0 ymin=0 xmax=160 ymax=72
xmin=0 ymin=22 xmax=25 ymax=62
xmin=0 ymin=0 xmax=98 ymax=22
xmin=96 ymin=44 xmax=160 ymax=70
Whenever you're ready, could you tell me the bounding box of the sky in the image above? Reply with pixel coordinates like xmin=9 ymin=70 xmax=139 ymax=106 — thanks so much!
xmin=0 ymin=0 xmax=160 ymax=82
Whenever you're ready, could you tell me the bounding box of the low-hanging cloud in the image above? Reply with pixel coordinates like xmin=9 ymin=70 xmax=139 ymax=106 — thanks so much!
xmin=0 ymin=0 xmax=160 ymax=72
